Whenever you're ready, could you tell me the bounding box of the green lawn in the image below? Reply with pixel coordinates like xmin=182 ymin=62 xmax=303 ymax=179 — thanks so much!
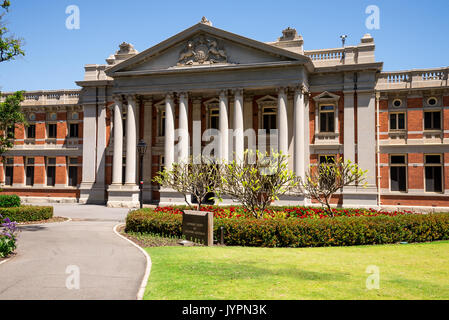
xmin=144 ymin=241 xmax=449 ymax=300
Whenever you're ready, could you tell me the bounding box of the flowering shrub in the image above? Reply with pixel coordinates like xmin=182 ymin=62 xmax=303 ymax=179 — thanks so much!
xmin=0 ymin=213 xmax=19 ymax=257
xmin=154 ymin=205 xmax=412 ymax=220
xmin=0 ymin=195 xmax=21 ymax=208
xmin=126 ymin=207 xmax=449 ymax=248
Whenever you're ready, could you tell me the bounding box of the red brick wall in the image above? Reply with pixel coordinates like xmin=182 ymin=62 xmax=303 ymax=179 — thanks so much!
xmin=12 ymin=156 xmax=24 ymax=184
xmin=55 ymin=156 xmax=67 ymax=185
xmin=34 ymin=156 xmax=45 ymax=185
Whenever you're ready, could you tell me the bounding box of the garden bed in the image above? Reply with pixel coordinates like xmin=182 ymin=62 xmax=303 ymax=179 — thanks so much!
xmin=125 ymin=206 xmax=449 ymax=248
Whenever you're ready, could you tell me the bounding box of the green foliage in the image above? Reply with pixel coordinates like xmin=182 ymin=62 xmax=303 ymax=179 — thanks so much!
xmin=0 ymin=91 xmax=26 ymax=156
xmin=1 ymin=0 xmax=25 ymax=63
xmin=0 ymin=235 xmax=15 ymax=257
xmin=217 ymin=150 xmax=298 ymax=219
xmin=0 ymin=206 xmax=53 ymax=222
xmin=0 ymin=194 xmax=20 ymax=207
xmin=300 ymin=157 xmax=367 ymax=217
xmin=126 ymin=208 xmax=449 ymax=248
xmin=153 ymin=155 xmax=220 ymax=210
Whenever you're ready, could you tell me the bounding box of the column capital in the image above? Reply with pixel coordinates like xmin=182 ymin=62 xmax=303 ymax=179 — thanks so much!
xmin=177 ymin=92 xmax=189 ymax=101
xmin=219 ymin=89 xmax=228 ymax=98
xmin=276 ymin=87 xmax=288 ymax=95
xmin=231 ymin=88 xmax=244 ymax=98
xmin=165 ymin=92 xmax=175 ymax=101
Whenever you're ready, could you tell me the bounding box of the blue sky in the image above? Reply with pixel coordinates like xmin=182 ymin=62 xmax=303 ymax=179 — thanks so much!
xmin=1 ymin=0 xmax=448 ymax=92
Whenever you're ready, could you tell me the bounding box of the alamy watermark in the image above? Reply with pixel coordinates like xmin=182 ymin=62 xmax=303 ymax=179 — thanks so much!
xmin=365 ymin=265 xmax=380 ymax=290
xmin=65 ymin=265 xmax=80 ymax=290
xmin=66 ymin=5 xmax=80 ymax=30
xmin=365 ymin=5 xmax=380 ymax=30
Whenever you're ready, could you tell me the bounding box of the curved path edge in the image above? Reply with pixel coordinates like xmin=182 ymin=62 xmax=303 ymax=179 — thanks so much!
xmin=113 ymin=224 xmax=152 ymax=300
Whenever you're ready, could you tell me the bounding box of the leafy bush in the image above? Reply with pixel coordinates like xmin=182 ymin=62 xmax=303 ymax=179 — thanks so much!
xmin=0 ymin=214 xmax=18 ymax=258
xmin=125 ymin=208 xmax=449 ymax=248
xmin=0 ymin=194 xmax=21 ymax=208
xmin=0 ymin=206 xmax=53 ymax=222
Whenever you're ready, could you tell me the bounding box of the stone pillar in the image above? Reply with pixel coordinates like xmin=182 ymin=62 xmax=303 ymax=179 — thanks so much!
xmin=343 ymin=91 xmax=356 ymax=163
xmin=178 ymin=92 xmax=189 ymax=163
xmin=219 ymin=90 xmax=229 ymax=162
xmin=294 ymin=86 xmax=305 ymax=179
xmin=125 ymin=95 xmax=137 ymax=185
xmin=277 ymin=88 xmax=288 ymax=155
xmin=233 ymin=89 xmax=244 ymax=163
xmin=111 ymin=98 xmax=123 ymax=185
xmin=96 ymin=104 xmax=107 ymax=187
xmin=164 ymin=93 xmax=175 ymax=171
xmin=79 ymin=103 xmax=98 ymax=203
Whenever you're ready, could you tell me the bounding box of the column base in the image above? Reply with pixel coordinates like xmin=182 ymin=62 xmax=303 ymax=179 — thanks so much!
xmin=79 ymin=182 xmax=107 ymax=205
xmin=107 ymin=184 xmax=140 ymax=208
xmin=159 ymin=188 xmax=189 ymax=207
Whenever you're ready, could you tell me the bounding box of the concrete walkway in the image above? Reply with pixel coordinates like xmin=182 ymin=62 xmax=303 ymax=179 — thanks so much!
xmin=0 ymin=205 xmax=146 ymax=300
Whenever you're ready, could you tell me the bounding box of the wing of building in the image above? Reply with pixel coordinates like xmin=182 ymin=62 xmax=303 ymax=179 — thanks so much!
xmin=1 ymin=18 xmax=448 ymax=209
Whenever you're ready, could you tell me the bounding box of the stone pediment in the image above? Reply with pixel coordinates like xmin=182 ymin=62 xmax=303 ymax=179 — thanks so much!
xmin=106 ymin=22 xmax=313 ymax=76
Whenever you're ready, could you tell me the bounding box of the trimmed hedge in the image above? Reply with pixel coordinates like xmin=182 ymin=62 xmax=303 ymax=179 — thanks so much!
xmin=125 ymin=208 xmax=449 ymax=247
xmin=0 ymin=195 xmax=21 ymax=208
xmin=0 ymin=206 xmax=53 ymax=222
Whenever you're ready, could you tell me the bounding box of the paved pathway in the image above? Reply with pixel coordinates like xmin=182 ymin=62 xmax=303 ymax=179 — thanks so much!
xmin=0 ymin=205 xmax=146 ymax=300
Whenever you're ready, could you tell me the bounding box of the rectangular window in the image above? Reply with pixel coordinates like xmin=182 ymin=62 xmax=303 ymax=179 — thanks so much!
xmin=262 ymin=107 xmax=277 ymax=134
xmin=319 ymin=105 xmax=335 ymax=133
xmin=389 ymin=113 xmax=406 ymax=131
xmin=47 ymin=124 xmax=57 ymax=138
xmin=390 ymin=155 xmax=407 ymax=192
xmin=27 ymin=125 xmax=36 ymax=139
xmin=209 ymin=108 xmax=219 ymax=130
xmin=25 ymin=158 xmax=35 ymax=186
xmin=4 ymin=158 xmax=13 ymax=186
xmin=425 ymin=154 xmax=443 ymax=193
xmin=69 ymin=123 xmax=79 ymax=138
xmin=424 ymin=111 xmax=441 ymax=130
xmin=67 ymin=157 xmax=78 ymax=187
xmin=46 ymin=157 xmax=56 ymax=186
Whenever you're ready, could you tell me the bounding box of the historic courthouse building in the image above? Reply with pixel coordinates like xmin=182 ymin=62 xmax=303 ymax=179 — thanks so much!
xmin=1 ymin=18 xmax=448 ymax=208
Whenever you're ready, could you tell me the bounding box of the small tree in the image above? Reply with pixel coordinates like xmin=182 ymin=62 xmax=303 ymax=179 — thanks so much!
xmin=0 ymin=91 xmax=26 ymax=156
xmin=300 ymin=157 xmax=367 ymax=217
xmin=153 ymin=156 xmax=220 ymax=210
xmin=1 ymin=0 xmax=25 ymax=63
xmin=217 ymin=150 xmax=298 ymax=219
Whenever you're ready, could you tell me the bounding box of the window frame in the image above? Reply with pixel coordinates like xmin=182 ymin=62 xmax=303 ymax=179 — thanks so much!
xmin=423 ymin=110 xmax=442 ymax=131
xmin=25 ymin=157 xmax=35 ymax=186
xmin=389 ymin=154 xmax=408 ymax=192
xmin=46 ymin=157 xmax=57 ymax=187
xmin=318 ymin=104 xmax=336 ymax=133
xmin=4 ymin=158 xmax=14 ymax=186
xmin=68 ymin=122 xmax=79 ymax=138
xmin=424 ymin=154 xmax=443 ymax=193
xmin=67 ymin=157 xmax=79 ymax=187
xmin=389 ymin=112 xmax=406 ymax=131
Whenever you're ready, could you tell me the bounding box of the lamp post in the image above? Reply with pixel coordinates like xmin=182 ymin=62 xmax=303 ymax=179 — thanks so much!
xmin=137 ymin=139 xmax=148 ymax=209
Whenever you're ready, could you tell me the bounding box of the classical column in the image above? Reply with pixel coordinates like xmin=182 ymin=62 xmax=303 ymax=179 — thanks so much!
xmin=96 ymin=104 xmax=107 ymax=186
xmin=219 ymin=90 xmax=229 ymax=162
xmin=294 ymin=86 xmax=305 ymax=179
xmin=164 ymin=93 xmax=175 ymax=171
xmin=277 ymin=87 xmax=288 ymax=155
xmin=178 ymin=92 xmax=189 ymax=163
xmin=111 ymin=98 xmax=123 ymax=185
xmin=80 ymin=103 xmax=97 ymax=185
xmin=125 ymin=95 xmax=137 ymax=185
xmin=233 ymin=89 xmax=244 ymax=164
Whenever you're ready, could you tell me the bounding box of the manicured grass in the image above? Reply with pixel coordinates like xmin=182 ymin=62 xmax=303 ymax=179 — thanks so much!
xmin=144 ymin=241 xmax=449 ymax=300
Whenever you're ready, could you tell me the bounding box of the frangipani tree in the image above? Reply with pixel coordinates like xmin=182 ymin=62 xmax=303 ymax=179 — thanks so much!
xmin=300 ymin=156 xmax=367 ymax=217
xmin=153 ymin=155 xmax=220 ymax=210
xmin=217 ymin=150 xmax=298 ymax=219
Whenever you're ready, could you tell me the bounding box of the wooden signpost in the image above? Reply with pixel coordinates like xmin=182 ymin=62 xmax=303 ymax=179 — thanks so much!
xmin=182 ymin=210 xmax=214 ymax=246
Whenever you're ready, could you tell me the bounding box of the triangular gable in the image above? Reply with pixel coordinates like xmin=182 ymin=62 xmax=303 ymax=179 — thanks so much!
xmin=106 ymin=23 xmax=313 ymax=76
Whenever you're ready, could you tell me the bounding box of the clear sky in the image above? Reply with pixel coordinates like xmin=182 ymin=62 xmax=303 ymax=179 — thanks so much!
xmin=1 ymin=0 xmax=448 ymax=92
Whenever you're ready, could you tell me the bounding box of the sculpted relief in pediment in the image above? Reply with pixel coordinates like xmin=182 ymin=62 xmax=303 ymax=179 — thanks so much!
xmin=177 ymin=35 xmax=228 ymax=66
